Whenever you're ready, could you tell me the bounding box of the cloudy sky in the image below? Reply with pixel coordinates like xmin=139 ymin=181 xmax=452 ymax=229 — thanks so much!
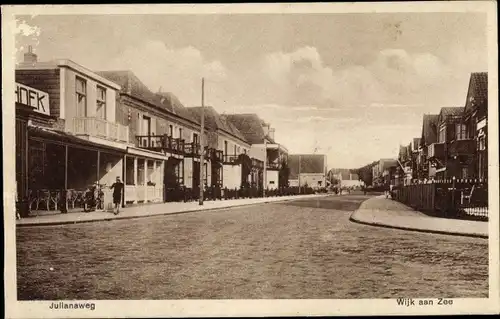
xmin=14 ymin=12 xmax=488 ymax=168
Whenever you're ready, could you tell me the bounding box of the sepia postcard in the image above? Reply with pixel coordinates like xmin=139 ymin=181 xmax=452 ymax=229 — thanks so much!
xmin=2 ymin=2 xmax=499 ymax=318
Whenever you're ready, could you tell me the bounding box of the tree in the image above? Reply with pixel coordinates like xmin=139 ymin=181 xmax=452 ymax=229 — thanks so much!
xmin=278 ymin=158 xmax=290 ymax=187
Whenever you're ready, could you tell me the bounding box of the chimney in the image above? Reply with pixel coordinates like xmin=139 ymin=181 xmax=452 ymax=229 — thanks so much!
xmin=23 ymin=45 xmax=38 ymax=64
xmin=269 ymin=128 xmax=275 ymax=140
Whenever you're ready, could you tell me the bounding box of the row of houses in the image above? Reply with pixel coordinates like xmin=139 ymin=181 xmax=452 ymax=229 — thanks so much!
xmin=15 ymin=46 xmax=295 ymax=212
xmin=398 ymin=72 xmax=488 ymax=185
xmin=326 ymin=168 xmax=364 ymax=189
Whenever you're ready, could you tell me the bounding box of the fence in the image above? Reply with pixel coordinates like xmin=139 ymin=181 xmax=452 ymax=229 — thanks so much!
xmin=393 ymin=179 xmax=488 ymax=221
xmin=164 ymin=186 xmax=318 ymax=202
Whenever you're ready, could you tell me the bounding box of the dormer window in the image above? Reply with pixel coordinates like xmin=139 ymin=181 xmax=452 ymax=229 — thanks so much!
xmin=438 ymin=126 xmax=446 ymax=143
xmin=96 ymin=86 xmax=106 ymax=120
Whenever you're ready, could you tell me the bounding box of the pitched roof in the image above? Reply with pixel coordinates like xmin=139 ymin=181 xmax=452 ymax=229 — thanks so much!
xmin=440 ymin=106 xmax=464 ymax=118
xmin=420 ymin=114 xmax=439 ymax=146
xmin=96 ymin=70 xmax=199 ymax=124
xmin=379 ymin=158 xmax=398 ymax=170
xmin=188 ymin=106 xmax=247 ymax=143
xmin=225 ymin=113 xmax=275 ymax=144
xmin=288 ymin=154 xmax=326 ymax=177
xmin=465 ymin=72 xmax=488 ymax=113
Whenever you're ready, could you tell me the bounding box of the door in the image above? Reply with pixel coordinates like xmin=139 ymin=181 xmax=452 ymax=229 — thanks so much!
xmin=193 ymin=161 xmax=200 ymax=192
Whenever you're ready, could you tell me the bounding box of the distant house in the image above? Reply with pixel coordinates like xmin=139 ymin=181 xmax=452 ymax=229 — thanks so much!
xmin=372 ymin=158 xmax=398 ymax=187
xmin=417 ymin=114 xmax=440 ymax=180
xmin=226 ymin=113 xmax=288 ymax=189
xmin=336 ymin=172 xmax=363 ymax=189
xmin=288 ymin=154 xmax=327 ymax=189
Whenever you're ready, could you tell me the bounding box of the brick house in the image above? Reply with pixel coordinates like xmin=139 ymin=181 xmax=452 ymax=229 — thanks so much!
xmin=428 ymin=106 xmax=475 ymax=180
xmin=97 ymin=70 xmax=216 ymax=203
xmin=189 ymin=106 xmax=253 ymax=190
xmin=463 ymin=72 xmax=488 ymax=180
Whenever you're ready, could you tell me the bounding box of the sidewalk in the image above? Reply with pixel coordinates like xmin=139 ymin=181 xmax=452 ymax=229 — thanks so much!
xmin=16 ymin=194 xmax=329 ymax=227
xmin=350 ymin=195 xmax=488 ymax=238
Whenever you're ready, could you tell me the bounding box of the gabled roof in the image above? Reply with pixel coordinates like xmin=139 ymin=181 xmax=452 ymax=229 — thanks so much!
xmin=288 ymin=154 xmax=326 ymax=177
xmin=440 ymin=106 xmax=464 ymax=117
xmin=379 ymin=158 xmax=398 ymax=170
xmin=188 ymin=106 xmax=247 ymax=143
xmin=438 ymin=106 xmax=464 ymax=124
xmin=225 ymin=113 xmax=275 ymax=144
xmin=465 ymin=72 xmax=488 ymax=114
xmin=420 ymin=114 xmax=439 ymax=146
xmin=96 ymin=70 xmax=199 ymax=124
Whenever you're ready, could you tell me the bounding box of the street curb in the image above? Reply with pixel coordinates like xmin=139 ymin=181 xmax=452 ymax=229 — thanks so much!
xmin=349 ymin=210 xmax=488 ymax=239
xmin=16 ymin=194 xmax=329 ymax=227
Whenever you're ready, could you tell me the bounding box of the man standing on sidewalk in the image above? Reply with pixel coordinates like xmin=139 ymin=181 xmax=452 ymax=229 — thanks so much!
xmin=110 ymin=176 xmax=124 ymax=215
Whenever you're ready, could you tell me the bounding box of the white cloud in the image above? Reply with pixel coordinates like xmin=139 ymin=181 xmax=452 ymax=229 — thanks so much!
xmin=108 ymin=40 xmax=227 ymax=105
xmin=15 ymin=20 xmax=41 ymax=37
xmin=15 ymin=19 xmax=41 ymax=60
xmin=103 ymin=42 xmax=481 ymax=168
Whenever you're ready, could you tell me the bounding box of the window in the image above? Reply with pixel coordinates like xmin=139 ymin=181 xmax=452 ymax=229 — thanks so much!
xmin=224 ymin=141 xmax=228 ymax=155
xmin=96 ymin=86 xmax=106 ymax=120
xmin=125 ymin=157 xmax=135 ymax=185
xmin=461 ymin=167 xmax=468 ymax=179
xmin=193 ymin=133 xmax=199 ymax=144
xmin=76 ymin=77 xmax=87 ymax=117
xmin=456 ymin=124 xmax=467 ymax=141
xmin=169 ymin=125 xmax=173 ymax=137
xmin=234 ymin=145 xmax=237 ymax=155
xmin=478 ymin=135 xmax=486 ymax=151
xmin=438 ymin=126 xmax=446 ymax=143
xmin=179 ymin=128 xmax=183 ymax=140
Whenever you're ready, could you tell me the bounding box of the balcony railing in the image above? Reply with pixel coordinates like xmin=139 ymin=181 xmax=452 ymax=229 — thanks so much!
xmin=428 ymin=142 xmax=445 ymax=159
xmin=448 ymin=139 xmax=475 ymax=157
xmin=223 ymin=154 xmax=239 ymax=164
xmin=267 ymin=162 xmax=281 ymax=170
xmin=252 ymin=158 xmax=264 ymax=169
xmin=72 ymin=117 xmax=129 ymax=143
xmin=208 ymin=148 xmax=224 ymax=162
xmin=184 ymin=142 xmax=201 ymax=157
xmin=135 ymin=134 xmax=185 ymax=154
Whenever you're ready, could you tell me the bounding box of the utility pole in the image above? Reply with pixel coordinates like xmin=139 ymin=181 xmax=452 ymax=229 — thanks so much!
xmin=263 ymin=139 xmax=267 ymax=197
xmin=298 ymin=154 xmax=301 ymax=194
xmin=199 ymin=78 xmax=205 ymax=206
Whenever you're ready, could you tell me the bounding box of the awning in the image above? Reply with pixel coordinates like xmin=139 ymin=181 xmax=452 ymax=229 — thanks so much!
xmin=28 ymin=126 xmax=127 ymax=154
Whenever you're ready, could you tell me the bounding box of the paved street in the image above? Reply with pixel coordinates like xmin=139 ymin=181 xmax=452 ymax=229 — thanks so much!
xmin=16 ymin=194 xmax=488 ymax=300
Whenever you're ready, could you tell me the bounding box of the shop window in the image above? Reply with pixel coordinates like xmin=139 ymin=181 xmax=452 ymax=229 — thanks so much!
xmin=137 ymin=159 xmax=145 ymax=185
xmin=125 ymin=157 xmax=135 ymax=185
xmin=147 ymin=161 xmax=154 ymax=184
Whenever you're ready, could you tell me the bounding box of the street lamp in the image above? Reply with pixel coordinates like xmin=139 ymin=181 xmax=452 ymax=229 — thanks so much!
xmin=198 ymin=78 xmax=205 ymax=206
